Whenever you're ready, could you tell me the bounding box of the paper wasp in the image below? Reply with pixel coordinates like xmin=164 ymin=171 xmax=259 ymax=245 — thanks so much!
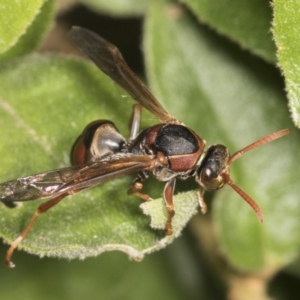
xmin=0 ymin=27 xmax=289 ymax=267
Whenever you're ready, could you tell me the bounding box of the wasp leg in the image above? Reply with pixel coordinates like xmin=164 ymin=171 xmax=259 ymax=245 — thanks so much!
xmin=5 ymin=193 xmax=69 ymax=268
xmin=129 ymin=104 xmax=142 ymax=140
xmin=127 ymin=175 xmax=152 ymax=202
xmin=163 ymin=178 xmax=176 ymax=235
xmin=197 ymin=189 xmax=207 ymax=214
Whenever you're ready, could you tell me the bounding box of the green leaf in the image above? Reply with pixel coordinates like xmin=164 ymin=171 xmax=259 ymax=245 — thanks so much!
xmin=0 ymin=0 xmax=55 ymax=63
xmin=182 ymin=0 xmax=276 ymax=62
xmin=273 ymin=0 xmax=300 ymax=128
xmin=79 ymin=0 xmax=151 ymax=16
xmin=0 ymin=54 xmax=198 ymax=263
xmin=144 ymin=1 xmax=300 ymax=273
xmin=0 ymin=0 xmax=45 ymax=54
xmin=0 ymin=245 xmax=193 ymax=300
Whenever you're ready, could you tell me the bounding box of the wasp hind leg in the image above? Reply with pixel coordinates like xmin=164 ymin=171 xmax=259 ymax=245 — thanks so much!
xmin=5 ymin=193 xmax=69 ymax=268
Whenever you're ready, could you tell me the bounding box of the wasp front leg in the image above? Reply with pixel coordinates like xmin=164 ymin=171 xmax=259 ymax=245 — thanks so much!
xmin=197 ymin=188 xmax=208 ymax=214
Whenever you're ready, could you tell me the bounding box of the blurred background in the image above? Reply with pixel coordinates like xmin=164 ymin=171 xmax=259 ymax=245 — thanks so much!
xmin=0 ymin=1 xmax=300 ymax=299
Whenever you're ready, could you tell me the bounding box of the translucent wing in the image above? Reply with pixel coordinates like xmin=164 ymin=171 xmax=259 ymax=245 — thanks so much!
xmin=0 ymin=155 xmax=156 ymax=203
xmin=67 ymin=26 xmax=177 ymax=123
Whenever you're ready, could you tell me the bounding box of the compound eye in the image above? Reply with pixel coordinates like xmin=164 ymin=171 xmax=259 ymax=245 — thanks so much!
xmin=200 ymin=167 xmax=224 ymax=191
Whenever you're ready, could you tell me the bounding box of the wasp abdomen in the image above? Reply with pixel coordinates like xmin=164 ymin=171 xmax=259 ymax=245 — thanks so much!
xmin=71 ymin=120 xmax=125 ymax=165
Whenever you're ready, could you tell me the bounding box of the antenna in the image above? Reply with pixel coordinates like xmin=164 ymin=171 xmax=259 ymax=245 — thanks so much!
xmin=222 ymin=128 xmax=290 ymax=222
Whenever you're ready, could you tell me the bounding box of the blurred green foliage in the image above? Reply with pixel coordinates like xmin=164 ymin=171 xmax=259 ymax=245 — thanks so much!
xmin=0 ymin=0 xmax=300 ymax=299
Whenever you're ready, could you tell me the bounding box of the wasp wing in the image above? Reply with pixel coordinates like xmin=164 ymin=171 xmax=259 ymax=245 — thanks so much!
xmin=0 ymin=155 xmax=157 ymax=203
xmin=67 ymin=27 xmax=177 ymax=124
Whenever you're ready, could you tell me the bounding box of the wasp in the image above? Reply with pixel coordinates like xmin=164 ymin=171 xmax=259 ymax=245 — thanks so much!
xmin=0 ymin=27 xmax=289 ymax=267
